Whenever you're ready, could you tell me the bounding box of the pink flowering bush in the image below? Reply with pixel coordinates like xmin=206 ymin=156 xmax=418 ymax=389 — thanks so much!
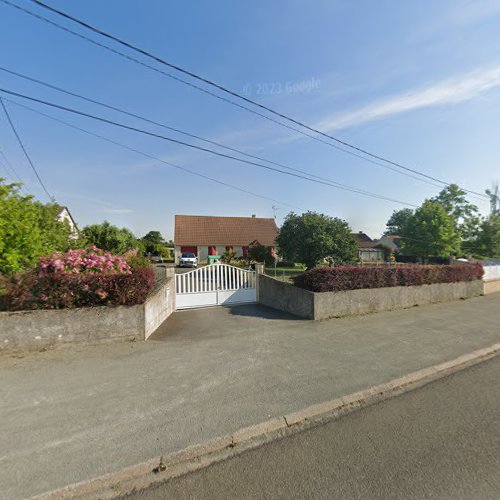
xmin=6 ymin=247 xmax=154 ymax=310
xmin=39 ymin=246 xmax=131 ymax=275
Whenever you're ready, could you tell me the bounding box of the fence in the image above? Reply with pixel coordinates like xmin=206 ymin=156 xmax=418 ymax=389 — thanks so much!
xmin=483 ymin=264 xmax=500 ymax=281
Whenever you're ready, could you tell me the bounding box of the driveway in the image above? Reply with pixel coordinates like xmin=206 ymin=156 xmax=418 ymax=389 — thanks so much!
xmin=2 ymin=296 xmax=500 ymax=498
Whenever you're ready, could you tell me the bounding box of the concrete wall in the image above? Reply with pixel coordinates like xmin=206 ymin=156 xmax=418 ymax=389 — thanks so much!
xmin=197 ymin=246 xmax=208 ymax=265
xmin=0 ymin=270 xmax=176 ymax=353
xmin=483 ymin=279 xmax=500 ymax=295
xmin=144 ymin=275 xmax=176 ymax=339
xmin=258 ymin=274 xmax=315 ymax=319
xmin=258 ymin=274 xmax=484 ymax=320
xmin=313 ymin=280 xmax=483 ymax=320
xmin=0 ymin=305 xmax=144 ymax=352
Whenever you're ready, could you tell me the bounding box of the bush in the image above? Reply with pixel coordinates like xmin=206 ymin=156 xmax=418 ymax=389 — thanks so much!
xmin=39 ymin=247 xmax=131 ymax=274
xmin=221 ymin=251 xmax=237 ymax=264
xmin=126 ymin=253 xmax=152 ymax=270
xmin=249 ymin=244 xmax=274 ymax=266
xmin=7 ymin=267 xmax=155 ymax=310
xmin=293 ymin=264 xmax=484 ymax=293
xmin=6 ymin=247 xmax=155 ymax=310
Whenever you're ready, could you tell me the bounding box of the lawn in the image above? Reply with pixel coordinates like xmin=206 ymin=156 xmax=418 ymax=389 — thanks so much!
xmin=264 ymin=265 xmax=306 ymax=283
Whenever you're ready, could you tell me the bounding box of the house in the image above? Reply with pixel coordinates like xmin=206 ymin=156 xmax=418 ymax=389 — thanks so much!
xmin=351 ymin=232 xmax=388 ymax=263
xmin=55 ymin=205 xmax=79 ymax=239
xmin=174 ymin=215 xmax=278 ymax=264
xmin=376 ymin=235 xmax=400 ymax=253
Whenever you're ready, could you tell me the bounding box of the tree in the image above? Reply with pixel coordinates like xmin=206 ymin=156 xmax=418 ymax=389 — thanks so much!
xmin=385 ymin=208 xmax=414 ymax=235
xmin=81 ymin=221 xmax=138 ymax=255
xmin=277 ymin=211 xmax=358 ymax=269
xmin=141 ymin=230 xmax=165 ymax=254
xmin=0 ymin=180 xmax=75 ymax=275
xmin=398 ymin=200 xmax=461 ymax=258
xmin=430 ymin=184 xmax=480 ymax=240
xmin=468 ymin=214 xmax=500 ymax=258
xmin=431 ymin=184 xmax=478 ymax=222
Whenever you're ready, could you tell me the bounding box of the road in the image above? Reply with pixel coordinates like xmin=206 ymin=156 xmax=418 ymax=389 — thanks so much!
xmin=125 ymin=356 xmax=500 ymax=500
xmin=2 ymin=295 xmax=500 ymax=499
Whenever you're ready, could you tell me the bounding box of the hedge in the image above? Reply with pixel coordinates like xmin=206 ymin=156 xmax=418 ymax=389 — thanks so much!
xmin=6 ymin=267 xmax=155 ymax=310
xmin=293 ymin=264 xmax=484 ymax=293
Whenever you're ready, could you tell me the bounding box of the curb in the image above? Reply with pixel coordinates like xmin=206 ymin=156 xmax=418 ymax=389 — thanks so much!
xmin=34 ymin=342 xmax=500 ymax=499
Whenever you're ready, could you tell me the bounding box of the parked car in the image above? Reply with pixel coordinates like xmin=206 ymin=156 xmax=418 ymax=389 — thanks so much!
xmin=149 ymin=253 xmax=163 ymax=263
xmin=179 ymin=252 xmax=198 ymax=268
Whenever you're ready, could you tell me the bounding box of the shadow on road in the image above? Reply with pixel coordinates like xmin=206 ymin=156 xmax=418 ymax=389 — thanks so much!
xmin=225 ymin=303 xmax=301 ymax=321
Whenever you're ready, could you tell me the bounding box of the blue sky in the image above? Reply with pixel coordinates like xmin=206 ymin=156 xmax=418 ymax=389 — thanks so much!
xmin=1 ymin=0 xmax=500 ymax=240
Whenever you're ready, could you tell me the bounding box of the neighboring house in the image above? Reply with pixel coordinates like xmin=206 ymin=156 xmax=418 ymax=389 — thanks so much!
xmin=55 ymin=205 xmax=79 ymax=239
xmin=174 ymin=214 xmax=278 ymax=265
xmin=376 ymin=235 xmax=400 ymax=253
xmin=351 ymin=232 xmax=388 ymax=263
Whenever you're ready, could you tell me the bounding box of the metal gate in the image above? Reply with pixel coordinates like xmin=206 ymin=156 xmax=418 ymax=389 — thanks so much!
xmin=175 ymin=263 xmax=256 ymax=309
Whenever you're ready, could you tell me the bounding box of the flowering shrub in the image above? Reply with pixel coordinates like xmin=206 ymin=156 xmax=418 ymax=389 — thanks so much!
xmin=39 ymin=247 xmax=131 ymax=275
xmin=293 ymin=264 xmax=484 ymax=293
xmin=6 ymin=247 xmax=154 ymax=310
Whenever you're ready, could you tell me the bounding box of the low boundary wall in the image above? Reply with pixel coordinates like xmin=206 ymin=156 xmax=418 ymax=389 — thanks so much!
xmin=258 ymin=274 xmax=484 ymax=320
xmin=0 ymin=268 xmax=176 ymax=353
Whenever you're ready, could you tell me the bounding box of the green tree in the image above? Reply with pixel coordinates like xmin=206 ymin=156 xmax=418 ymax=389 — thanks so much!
xmin=277 ymin=211 xmax=358 ymax=269
xmin=431 ymin=184 xmax=480 ymax=241
xmin=431 ymin=184 xmax=478 ymax=222
xmin=81 ymin=221 xmax=138 ymax=254
xmin=399 ymin=200 xmax=461 ymax=258
xmin=0 ymin=180 xmax=75 ymax=275
xmin=468 ymin=214 xmax=500 ymax=258
xmin=141 ymin=230 xmax=165 ymax=254
xmin=385 ymin=208 xmax=414 ymax=235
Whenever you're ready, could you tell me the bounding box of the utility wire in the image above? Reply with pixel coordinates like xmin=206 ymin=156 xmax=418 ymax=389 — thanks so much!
xmin=13 ymin=0 xmax=489 ymax=199
xmin=4 ymin=97 xmax=306 ymax=211
xmin=0 ymin=87 xmax=417 ymax=207
xmin=0 ymin=67 xmax=440 ymax=202
xmin=0 ymin=148 xmax=25 ymax=185
xmin=0 ymin=0 xmax=484 ymax=198
xmin=0 ymin=97 xmax=52 ymax=200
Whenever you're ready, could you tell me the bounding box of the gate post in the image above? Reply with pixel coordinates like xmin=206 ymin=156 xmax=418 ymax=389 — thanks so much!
xmin=255 ymin=263 xmax=264 ymax=302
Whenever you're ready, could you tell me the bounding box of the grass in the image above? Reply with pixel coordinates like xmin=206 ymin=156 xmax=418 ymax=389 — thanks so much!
xmin=264 ymin=265 xmax=305 ymax=283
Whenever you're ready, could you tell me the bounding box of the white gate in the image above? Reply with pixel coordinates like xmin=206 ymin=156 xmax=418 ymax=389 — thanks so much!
xmin=175 ymin=263 xmax=256 ymax=309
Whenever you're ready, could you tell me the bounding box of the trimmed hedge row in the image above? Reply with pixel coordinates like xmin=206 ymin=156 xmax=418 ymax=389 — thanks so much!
xmin=7 ymin=267 xmax=155 ymax=310
xmin=293 ymin=264 xmax=484 ymax=293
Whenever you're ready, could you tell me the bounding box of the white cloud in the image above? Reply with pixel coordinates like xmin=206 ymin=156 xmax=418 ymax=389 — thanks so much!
xmin=316 ymin=65 xmax=500 ymax=132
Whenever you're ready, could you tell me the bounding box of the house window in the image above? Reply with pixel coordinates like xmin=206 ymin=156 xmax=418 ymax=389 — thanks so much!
xmin=226 ymin=246 xmax=233 ymax=253
xmin=208 ymin=246 xmax=217 ymax=256
xmin=242 ymin=246 xmax=249 ymax=258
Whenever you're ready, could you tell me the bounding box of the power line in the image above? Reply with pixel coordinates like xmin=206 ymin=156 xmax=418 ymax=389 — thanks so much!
xmin=0 ymin=148 xmax=25 ymax=185
xmin=14 ymin=0 xmax=489 ymax=199
xmin=4 ymin=97 xmax=306 ymax=211
xmin=0 ymin=97 xmax=52 ymax=200
xmin=0 ymin=1 xmax=483 ymax=199
xmin=0 ymin=67 xmax=435 ymax=203
xmin=0 ymin=87 xmax=418 ymax=207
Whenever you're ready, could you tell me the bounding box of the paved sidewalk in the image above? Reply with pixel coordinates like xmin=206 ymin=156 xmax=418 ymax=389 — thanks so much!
xmin=1 ymin=295 xmax=500 ymax=499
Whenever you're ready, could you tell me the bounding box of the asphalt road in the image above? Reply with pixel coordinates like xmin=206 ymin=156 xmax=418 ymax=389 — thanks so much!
xmin=126 ymin=356 xmax=500 ymax=500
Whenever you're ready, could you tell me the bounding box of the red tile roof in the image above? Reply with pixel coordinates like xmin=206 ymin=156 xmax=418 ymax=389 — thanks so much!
xmin=351 ymin=232 xmax=373 ymax=243
xmin=174 ymin=215 xmax=278 ymax=246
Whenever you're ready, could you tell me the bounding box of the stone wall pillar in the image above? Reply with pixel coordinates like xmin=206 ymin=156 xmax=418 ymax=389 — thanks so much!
xmin=255 ymin=263 xmax=264 ymax=302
